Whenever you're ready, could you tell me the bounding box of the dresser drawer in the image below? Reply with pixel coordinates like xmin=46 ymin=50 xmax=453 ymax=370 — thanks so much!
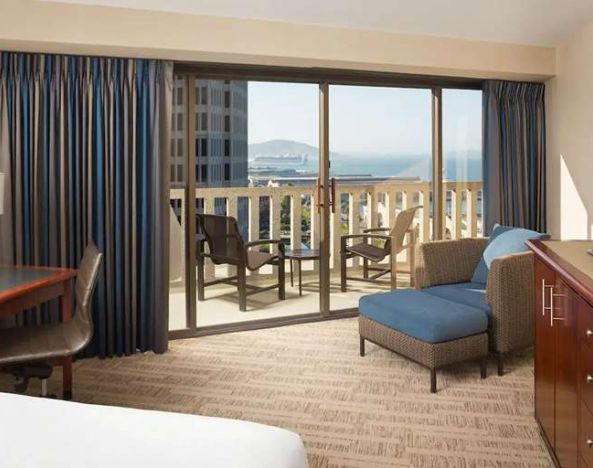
xmin=580 ymin=299 xmax=593 ymax=350
xmin=582 ymin=402 xmax=593 ymax=467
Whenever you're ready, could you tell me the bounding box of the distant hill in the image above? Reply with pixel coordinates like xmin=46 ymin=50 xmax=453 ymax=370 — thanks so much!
xmin=249 ymin=140 xmax=319 ymax=158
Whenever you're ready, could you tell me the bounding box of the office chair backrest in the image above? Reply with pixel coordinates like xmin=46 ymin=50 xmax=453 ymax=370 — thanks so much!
xmin=389 ymin=205 xmax=422 ymax=251
xmin=71 ymin=242 xmax=103 ymax=352
xmin=197 ymin=214 xmax=245 ymax=266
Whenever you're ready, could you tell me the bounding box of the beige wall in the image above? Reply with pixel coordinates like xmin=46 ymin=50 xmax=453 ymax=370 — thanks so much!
xmin=546 ymin=20 xmax=593 ymax=239
xmin=0 ymin=0 xmax=555 ymax=81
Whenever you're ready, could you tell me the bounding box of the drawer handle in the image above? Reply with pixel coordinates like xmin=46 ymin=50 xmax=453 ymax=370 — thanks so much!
xmin=588 ymin=439 xmax=593 ymax=449
xmin=587 ymin=374 xmax=593 ymax=384
xmin=542 ymin=280 xmax=553 ymax=316
xmin=587 ymin=329 xmax=593 ymax=337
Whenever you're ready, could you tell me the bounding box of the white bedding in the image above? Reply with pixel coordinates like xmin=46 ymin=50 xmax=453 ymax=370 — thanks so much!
xmin=0 ymin=392 xmax=309 ymax=468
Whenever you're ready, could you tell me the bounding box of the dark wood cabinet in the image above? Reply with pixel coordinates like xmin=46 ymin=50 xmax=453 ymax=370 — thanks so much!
xmin=529 ymin=240 xmax=593 ymax=468
xmin=555 ymin=279 xmax=578 ymax=468
xmin=534 ymin=258 xmax=558 ymax=448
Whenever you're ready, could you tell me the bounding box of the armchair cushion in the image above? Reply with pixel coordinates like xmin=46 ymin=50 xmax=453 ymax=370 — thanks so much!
xmin=424 ymin=282 xmax=490 ymax=315
xmin=415 ymin=238 xmax=488 ymax=288
xmin=359 ymin=290 xmax=488 ymax=344
xmin=471 ymin=224 xmax=548 ymax=284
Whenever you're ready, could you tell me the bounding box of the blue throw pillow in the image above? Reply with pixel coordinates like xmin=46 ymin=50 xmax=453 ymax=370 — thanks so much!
xmin=471 ymin=224 xmax=549 ymax=284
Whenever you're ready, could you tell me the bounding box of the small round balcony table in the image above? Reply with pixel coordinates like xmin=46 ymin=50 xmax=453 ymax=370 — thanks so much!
xmin=285 ymin=249 xmax=321 ymax=296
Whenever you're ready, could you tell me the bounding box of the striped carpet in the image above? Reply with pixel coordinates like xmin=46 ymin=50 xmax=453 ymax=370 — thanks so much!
xmin=1 ymin=318 xmax=552 ymax=467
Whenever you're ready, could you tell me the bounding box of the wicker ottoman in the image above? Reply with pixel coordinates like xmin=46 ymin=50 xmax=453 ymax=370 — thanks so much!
xmin=358 ymin=290 xmax=489 ymax=393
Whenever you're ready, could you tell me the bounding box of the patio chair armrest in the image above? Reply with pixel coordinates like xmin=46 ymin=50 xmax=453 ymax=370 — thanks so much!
xmin=341 ymin=234 xmax=391 ymax=242
xmin=415 ymin=238 xmax=488 ymax=288
xmin=362 ymin=228 xmax=389 ymax=233
xmin=245 ymin=239 xmax=285 ymax=257
xmin=486 ymin=251 xmax=534 ymax=352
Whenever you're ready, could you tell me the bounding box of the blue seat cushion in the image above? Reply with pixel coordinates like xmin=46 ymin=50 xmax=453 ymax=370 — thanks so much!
xmin=472 ymin=224 xmax=549 ymax=284
xmin=424 ymin=282 xmax=490 ymax=315
xmin=359 ymin=289 xmax=488 ymax=344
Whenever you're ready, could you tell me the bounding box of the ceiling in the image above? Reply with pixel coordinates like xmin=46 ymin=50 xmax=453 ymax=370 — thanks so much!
xmin=43 ymin=0 xmax=593 ymax=46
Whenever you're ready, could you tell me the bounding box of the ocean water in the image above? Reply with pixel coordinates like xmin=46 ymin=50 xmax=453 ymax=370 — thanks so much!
xmin=293 ymin=155 xmax=482 ymax=182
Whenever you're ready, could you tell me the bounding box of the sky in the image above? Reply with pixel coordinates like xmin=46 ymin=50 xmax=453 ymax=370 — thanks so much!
xmin=247 ymin=82 xmax=482 ymax=155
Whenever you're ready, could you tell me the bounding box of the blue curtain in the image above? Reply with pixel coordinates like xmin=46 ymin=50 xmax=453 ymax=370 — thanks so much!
xmin=482 ymin=80 xmax=546 ymax=234
xmin=0 ymin=53 xmax=172 ymax=357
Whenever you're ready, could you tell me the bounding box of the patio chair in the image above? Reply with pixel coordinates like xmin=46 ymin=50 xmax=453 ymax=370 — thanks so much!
xmin=196 ymin=214 xmax=285 ymax=311
xmin=340 ymin=205 xmax=422 ymax=291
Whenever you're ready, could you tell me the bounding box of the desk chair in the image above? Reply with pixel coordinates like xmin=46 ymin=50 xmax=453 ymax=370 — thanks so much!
xmin=0 ymin=242 xmax=102 ymax=399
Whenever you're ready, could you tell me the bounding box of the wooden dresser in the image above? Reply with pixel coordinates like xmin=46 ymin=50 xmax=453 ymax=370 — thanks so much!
xmin=528 ymin=240 xmax=593 ymax=468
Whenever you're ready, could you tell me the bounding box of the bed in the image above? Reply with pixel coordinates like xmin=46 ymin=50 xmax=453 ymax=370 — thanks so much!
xmin=0 ymin=392 xmax=309 ymax=468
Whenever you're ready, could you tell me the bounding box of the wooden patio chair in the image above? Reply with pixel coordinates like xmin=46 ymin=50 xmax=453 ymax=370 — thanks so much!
xmin=340 ymin=205 xmax=422 ymax=291
xmin=196 ymin=214 xmax=285 ymax=311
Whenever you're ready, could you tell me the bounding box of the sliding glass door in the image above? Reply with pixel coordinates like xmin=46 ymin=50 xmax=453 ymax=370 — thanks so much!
xmin=442 ymin=89 xmax=484 ymax=238
xmin=168 ymin=69 xmax=483 ymax=336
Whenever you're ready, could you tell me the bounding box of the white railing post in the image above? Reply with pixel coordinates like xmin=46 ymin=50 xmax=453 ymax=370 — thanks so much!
xmin=226 ymin=196 xmax=238 ymax=276
xmin=249 ymin=195 xmax=260 ymax=278
xmin=386 ymin=189 xmax=397 ymax=230
xmin=331 ymin=190 xmax=342 ymax=271
xmin=202 ymin=194 xmax=215 ymax=281
xmin=455 ymin=187 xmax=463 ymax=239
xmin=348 ymin=191 xmax=360 ymax=267
xmin=270 ymin=194 xmax=282 ymax=274
xmin=311 ymin=193 xmax=320 ymax=249
xmin=367 ymin=189 xmax=379 ymax=230
xmin=249 ymin=196 xmax=260 ymax=242
xmin=419 ymin=184 xmax=431 ymax=242
xmin=290 ymin=193 xmax=302 ymax=250
xmin=399 ymin=190 xmax=410 ymax=265
xmin=467 ymin=185 xmax=478 ymax=238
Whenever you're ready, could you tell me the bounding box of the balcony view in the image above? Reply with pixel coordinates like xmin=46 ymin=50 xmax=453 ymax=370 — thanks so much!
xmin=168 ymin=80 xmax=483 ymax=330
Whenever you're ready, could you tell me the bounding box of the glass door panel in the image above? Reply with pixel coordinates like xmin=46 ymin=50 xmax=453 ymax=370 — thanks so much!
xmin=327 ymin=85 xmax=433 ymax=311
xmin=192 ymin=80 xmax=321 ymax=327
xmin=168 ymin=75 xmax=188 ymax=331
xmin=442 ymin=89 xmax=483 ymax=239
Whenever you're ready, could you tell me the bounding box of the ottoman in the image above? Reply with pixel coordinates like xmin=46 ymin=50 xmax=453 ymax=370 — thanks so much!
xmin=358 ymin=289 xmax=489 ymax=393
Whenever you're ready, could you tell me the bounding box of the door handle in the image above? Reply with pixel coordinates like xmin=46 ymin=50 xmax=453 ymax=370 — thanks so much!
xmin=587 ymin=374 xmax=593 ymax=384
xmin=330 ymin=178 xmax=336 ymax=214
xmin=587 ymin=439 xmax=593 ymax=448
xmin=587 ymin=329 xmax=593 ymax=337
xmin=315 ymin=177 xmax=323 ymax=214
xmin=549 ymin=286 xmax=566 ymax=327
xmin=541 ymin=279 xmax=553 ymax=317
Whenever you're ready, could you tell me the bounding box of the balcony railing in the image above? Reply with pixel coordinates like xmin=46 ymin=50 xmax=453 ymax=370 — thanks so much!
xmin=169 ymin=180 xmax=483 ymax=280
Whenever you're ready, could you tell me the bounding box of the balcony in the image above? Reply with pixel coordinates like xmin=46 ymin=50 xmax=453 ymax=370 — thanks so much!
xmin=168 ymin=179 xmax=483 ymax=329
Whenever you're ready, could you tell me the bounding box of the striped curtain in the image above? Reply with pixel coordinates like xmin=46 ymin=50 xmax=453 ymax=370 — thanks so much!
xmin=483 ymin=80 xmax=546 ymax=234
xmin=0 ymin=53 xmax=172 ymax=357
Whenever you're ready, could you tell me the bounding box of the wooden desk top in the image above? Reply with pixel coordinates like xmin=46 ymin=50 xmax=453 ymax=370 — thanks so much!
xmin=0 ymin=266 xmax=77 ymax=304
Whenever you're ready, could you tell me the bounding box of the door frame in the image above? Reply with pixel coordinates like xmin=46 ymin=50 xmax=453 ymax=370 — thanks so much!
xmin=169 ymin=64 xmax=480 ymax=339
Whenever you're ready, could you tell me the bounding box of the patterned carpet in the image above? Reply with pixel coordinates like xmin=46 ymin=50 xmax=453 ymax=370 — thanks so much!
xmin=1 ymin=318 xmax=552 ymax=467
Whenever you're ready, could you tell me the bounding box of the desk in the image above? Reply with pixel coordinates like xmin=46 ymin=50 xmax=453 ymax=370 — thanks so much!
xmin=0 ymin=266 xmax=77 ymax=399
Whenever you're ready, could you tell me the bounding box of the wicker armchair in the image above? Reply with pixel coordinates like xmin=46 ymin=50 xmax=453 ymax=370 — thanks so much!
xmin=414 ymin=238 xmax=534 ymax=375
